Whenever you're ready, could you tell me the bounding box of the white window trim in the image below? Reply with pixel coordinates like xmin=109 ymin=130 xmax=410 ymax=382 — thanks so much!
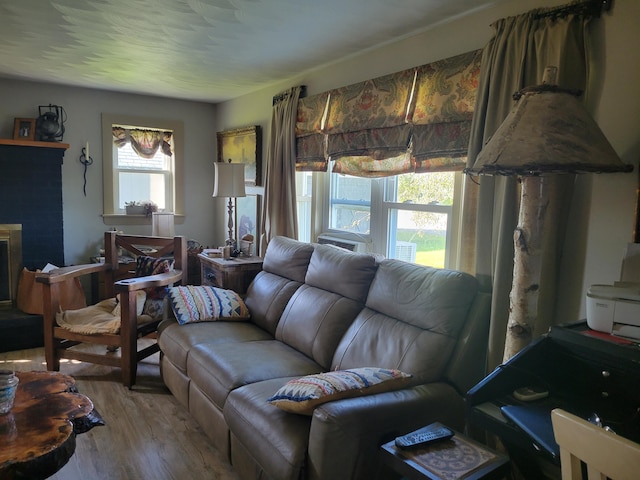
xmin=317 ymin=170 xmax=463 ymax=270
xmin=101 ymin=113 xmax=184 ymax=225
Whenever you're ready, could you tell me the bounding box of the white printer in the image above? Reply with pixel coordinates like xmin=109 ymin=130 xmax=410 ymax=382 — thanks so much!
xmin=587 ymin=284 xmax=640 ymax=340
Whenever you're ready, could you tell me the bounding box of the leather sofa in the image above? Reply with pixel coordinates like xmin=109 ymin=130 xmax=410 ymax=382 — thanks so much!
xmin=158 ymin=235 xmax=491 ymax=480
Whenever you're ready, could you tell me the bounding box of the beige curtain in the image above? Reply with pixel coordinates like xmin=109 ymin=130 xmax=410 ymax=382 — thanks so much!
xmin=461 ymin=3 xmax=600 ymax=371
xmin=262 ymin=86 xmax=304 ymax=254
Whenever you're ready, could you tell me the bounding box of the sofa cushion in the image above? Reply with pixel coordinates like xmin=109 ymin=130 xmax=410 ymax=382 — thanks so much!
xmin=224 ymin=377 xmax=312 ymax=480
xmin=167 ymin=285 xmax=249 ymax=325
xmin=275 ymin=285 xmax=365 ymax=369
xmin=157 ymin=318 xmax=273 ymax=373
xmin=262 ymin=236 xmax=314 ymax=283
xmin=243 ymin=272 xmax=302 ymax=336
xmin=331 ymin=260 xmax=479 ymax=384
xmin=267 ymin=367 xmax=412 ymax=415
xmin=365 ymin=259 xmax=477 ymax=332
xmin=187 ymin=340 xmax=323 ymax=409
xmin=305 ymin=244 xmax=378 ymax=303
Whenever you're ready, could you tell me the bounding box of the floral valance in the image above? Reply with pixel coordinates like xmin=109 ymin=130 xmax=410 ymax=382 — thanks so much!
xmin=410 ymin=49 xmax=481 ymax=170
xmin=113 ymin=127 xmax=173 ymax=159
xmin=324 ymin=69 xmax=415 ymax=164
xmin=295 ymin=49 xmax=482 ymax=177
xmin=295 ymin=93 xmax=329 ymax=171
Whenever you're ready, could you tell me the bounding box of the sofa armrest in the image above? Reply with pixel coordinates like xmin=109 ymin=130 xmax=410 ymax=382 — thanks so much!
xmin=307 ymin=382 xmax=464 ymax=480
xmin=445 ymin=291 xmax=491 ymax=395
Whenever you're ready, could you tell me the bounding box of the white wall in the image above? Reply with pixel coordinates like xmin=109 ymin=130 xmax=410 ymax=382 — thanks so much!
xmin=0 ymin=80 xmax=218 ymax=265
xmin=217 ymin=0 xmax=640 ymax=322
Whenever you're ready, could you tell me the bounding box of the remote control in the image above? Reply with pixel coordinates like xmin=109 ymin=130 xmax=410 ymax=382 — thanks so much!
xmin=394 ymin=423 xmax=454 ymax=449
xmin=513 ymin=386 xmax=549 ymax=402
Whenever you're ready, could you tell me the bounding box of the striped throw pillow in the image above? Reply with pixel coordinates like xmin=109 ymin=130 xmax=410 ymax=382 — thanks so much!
xmin=167 ymin=285 xmax=250 ymax=325
xmin=267 ymin=367 xmax=412 ymax=415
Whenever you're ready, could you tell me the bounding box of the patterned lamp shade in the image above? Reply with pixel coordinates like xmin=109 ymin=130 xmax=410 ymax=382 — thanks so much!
xmin=465 ymin=82 xmax=632 ymax=176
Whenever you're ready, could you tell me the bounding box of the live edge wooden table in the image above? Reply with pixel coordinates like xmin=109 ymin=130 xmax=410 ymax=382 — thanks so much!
xmin=0 ymin=371 xmax=104 ymax=480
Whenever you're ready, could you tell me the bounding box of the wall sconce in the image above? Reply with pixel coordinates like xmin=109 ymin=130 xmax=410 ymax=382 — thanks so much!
xmin=213 ymin=160 xmax=246 ymax=249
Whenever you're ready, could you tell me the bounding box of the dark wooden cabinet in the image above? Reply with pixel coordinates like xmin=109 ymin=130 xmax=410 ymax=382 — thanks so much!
xmin=467 ymin=322 xmax=640 ymax=479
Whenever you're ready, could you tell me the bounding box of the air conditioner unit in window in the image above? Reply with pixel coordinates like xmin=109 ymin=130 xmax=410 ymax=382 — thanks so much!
xmin=317 ymin=234 xmax=368 ymax=253
xmin=395 ymin=241 xmax=417 ymax=263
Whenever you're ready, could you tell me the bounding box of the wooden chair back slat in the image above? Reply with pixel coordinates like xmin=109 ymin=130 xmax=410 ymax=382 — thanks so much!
xmin=552 ymin=408 xmax=640 ymax=480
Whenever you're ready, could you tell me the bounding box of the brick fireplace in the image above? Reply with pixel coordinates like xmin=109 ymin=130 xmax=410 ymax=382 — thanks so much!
xmin=0 ymin=142 xmax=67 ymax=275
xmin=0 ymin=140 xmax=68 ymax=351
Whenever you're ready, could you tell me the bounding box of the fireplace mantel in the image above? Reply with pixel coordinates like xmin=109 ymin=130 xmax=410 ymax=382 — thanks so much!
xmin=0 ymin=139 xmax=69 ymax=149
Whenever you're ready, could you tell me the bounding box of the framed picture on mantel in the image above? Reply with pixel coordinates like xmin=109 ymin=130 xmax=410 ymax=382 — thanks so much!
xmin=13 ymin=118 xmax=36 ymax=141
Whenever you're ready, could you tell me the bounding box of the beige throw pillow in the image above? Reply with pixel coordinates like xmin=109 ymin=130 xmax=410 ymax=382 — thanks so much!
xmin=267 ymin=367 xmax=412 ymax=415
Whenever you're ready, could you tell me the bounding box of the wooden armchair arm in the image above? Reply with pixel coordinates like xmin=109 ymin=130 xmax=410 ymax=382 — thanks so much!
xmin=113 ymin=270 xmax=184 ymax=293
xmin=35 ymin=263 xmax=110 ymax=285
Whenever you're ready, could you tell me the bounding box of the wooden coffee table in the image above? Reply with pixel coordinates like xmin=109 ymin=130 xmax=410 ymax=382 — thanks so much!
xmin=0 ymin=371 xmax=104 ymax=479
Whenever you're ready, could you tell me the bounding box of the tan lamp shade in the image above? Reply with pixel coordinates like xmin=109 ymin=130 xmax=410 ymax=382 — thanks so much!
xmin=464 ymin=73 xmax=633 ymax=362
xmin=213 ymin=161 xmax=246 ymax=198
xmin=465 ymin=84 xmax=632 ymax=176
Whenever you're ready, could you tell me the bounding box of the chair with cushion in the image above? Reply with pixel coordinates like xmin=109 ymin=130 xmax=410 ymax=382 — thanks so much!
xmin=37 ymin=231 xmax=187 ymax=388
xmin=551 ymin=408 xmax=640 ymax=480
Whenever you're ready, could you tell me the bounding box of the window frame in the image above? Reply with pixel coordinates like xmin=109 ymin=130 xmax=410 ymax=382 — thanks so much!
xmin=101 ymin=114 xmax=184 ymax=225
xmin=312 ymin=168 xmax=463 ymax=269
xmin=327 ymin=173 xmax=373 ymax=236
xmin=377 ymin=172 xmax=463 ymax=269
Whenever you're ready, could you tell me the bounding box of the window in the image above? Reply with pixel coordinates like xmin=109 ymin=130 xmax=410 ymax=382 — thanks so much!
xmin=101 ymin=114 xmax=184 ymax=221
xmin=298 ymin=168 xmax=462 ymax=269
xmin=295 ymin=171 xmax=314 ymax=243
xmin=329 ymin=174 xmax=371 ymax=234
xmin=381 ymin=171 xmax=460 ymax=268
xmin=115 ymin=137 xmax=171 ymax=211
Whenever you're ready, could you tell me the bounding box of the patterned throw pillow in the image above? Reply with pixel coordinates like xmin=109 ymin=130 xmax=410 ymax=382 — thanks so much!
xmin=135 ymin=256 xmax=174 ymax=320
xmin=167 ymin=285 xmax=250 ymax=325
xmin=267 ymin=367 xmax=412 ymax=415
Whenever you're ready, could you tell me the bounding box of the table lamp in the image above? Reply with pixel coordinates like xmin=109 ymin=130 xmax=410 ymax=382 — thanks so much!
xmin=213 ymin=159 xmax=246 ymax=250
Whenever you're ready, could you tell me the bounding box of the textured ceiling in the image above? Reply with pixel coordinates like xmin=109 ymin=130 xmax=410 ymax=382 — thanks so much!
xmin=0 ymin=0 xmax=506 ymax=103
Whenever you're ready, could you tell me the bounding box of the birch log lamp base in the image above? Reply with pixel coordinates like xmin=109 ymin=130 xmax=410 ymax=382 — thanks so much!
xmin=464 ymin=66 xmax=633 ymax=361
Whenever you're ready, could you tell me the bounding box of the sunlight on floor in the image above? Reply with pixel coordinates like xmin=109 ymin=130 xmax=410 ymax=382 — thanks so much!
xmin=0 ymin=356 xmax=90 ymax=372
xmin=0 ymin=358 xmax=35 ymax=367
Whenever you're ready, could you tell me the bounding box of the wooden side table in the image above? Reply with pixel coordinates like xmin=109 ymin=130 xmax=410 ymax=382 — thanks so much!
xmin=380 ymin=426 xmax=510 ymax=480
xmin=198 ymin=253 xmax=263 ymax=295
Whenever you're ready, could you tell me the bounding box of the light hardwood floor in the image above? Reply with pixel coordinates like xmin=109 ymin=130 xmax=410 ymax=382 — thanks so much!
xmin=0 ymin=346 xmax=239 ymax=480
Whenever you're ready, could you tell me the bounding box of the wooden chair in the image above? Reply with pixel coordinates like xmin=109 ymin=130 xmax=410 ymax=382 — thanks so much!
xmin=551 ymin=408 xmax=640 ymax=480
xmin=37 ymin=231 xmax=187 ymax=388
